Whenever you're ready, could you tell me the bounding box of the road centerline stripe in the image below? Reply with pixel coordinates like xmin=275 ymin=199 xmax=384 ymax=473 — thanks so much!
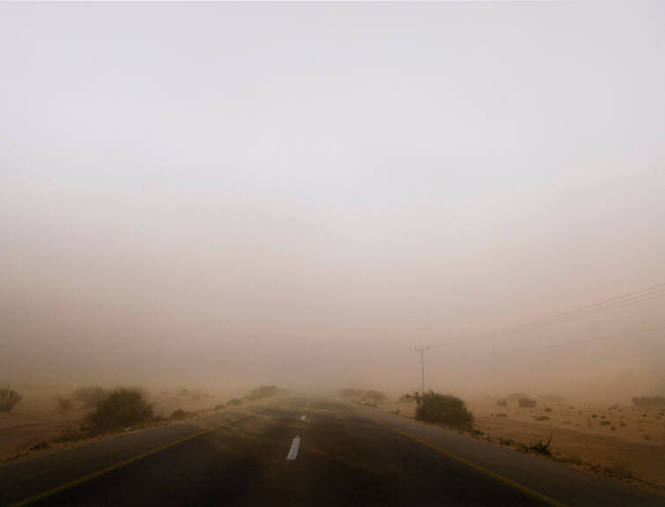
xmin=286 ymin=436 xmax=301 ymax=461
xmin=300 ymin=414 xmax=306 ymax=421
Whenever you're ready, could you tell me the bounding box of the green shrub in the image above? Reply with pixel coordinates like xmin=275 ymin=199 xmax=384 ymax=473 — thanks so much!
xmin=529 ymin=435 xmax=553 ymax=456
xmin=496 ymin=398 xmax=507 ymax=406
xmin=82 ymin=388 xmax=153 ymax=435
xmin=0 ymin=386 xmax=22 ymax=413
xmin=214 ymin=404 xmax=225 ymax=411
xmin=415 ymin=392 xmax=474 ymax=429
xmin=227 ymin=398 xmax=243 ymax=406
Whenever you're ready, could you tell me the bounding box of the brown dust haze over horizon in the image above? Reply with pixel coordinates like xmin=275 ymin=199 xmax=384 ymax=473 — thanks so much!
xmin=1 ymin=2 xmax=665 ymax=402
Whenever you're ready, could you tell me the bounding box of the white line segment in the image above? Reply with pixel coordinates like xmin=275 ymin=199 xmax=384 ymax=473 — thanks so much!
xmin=300 ymin=414 xmax=306 ymax=421
xmin=286 ymin=436 xmax=301 ymax=461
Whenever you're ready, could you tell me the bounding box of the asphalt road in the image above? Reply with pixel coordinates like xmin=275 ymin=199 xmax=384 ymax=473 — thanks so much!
xmin=1 ymin=397 xmax=663 ymax=506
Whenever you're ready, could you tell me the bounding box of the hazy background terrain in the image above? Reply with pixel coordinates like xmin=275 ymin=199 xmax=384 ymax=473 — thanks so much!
xmin=1 ymin=2 xmax=664 ymax=401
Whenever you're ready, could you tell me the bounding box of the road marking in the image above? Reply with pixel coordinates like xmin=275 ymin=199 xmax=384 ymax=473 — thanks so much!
xmin=286 ymin=436 xmax=301 ymax=461
xmin=378 ymin=421 xmax=567 ymax=507
xmin=10 ymin=417 xmax=248 ymax=507
xmin=300 ymin=414 xmax=306 ymax=421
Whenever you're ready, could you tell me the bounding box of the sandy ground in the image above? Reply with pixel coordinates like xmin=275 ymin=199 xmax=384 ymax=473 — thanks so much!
xmin=0 ymin=385 xmax=228 ymax=462
xmin=382 ymin=396 xmax=665 ymax=492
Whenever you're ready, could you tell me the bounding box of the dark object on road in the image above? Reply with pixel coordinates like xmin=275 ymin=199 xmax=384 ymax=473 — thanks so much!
xmin=0 ymin=386 xmax=22 ymax=413
xmin=83 ymin=388 xmax=154 ymax=435
xmin=415 ymin=392 xmax=474 ymax=430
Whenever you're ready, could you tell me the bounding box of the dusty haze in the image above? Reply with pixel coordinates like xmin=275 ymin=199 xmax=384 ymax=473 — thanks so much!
xmin=1 ymin=2 xmax=664 ymax=402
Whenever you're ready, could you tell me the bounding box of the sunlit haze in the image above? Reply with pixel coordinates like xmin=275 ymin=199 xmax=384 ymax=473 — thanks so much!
xmin=2 ymin=2 xmax=664 ymax=401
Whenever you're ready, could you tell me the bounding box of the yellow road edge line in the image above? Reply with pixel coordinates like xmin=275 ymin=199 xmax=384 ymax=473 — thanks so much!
xmin=378 ymin=421 xmax=568 ymax=507
xmin=11 ymin=417 xmax=245 ymax=507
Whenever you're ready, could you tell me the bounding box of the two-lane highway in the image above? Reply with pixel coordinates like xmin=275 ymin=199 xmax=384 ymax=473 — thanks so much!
xmin=1 ymin=397 xmax=663 ymax=506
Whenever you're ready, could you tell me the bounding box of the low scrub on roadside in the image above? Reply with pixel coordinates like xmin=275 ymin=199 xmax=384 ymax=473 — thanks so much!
xmin=414 ymin=391 xmax=474 ymax=430
xmin=72 ymin=386 xmax=111 ymax=408
xmin=0 ymin=386 xmax=22 ymax=413
xmin=227 ymin=398 xmax=243 ymax=406
xmin=81 ymin=388 xmax=154 ymax=435
xmin=247 ymin=385 xmax=280 ymax=401
xmin=518 ymin=398 xmax=537 ymax=408
xmin=631 ymin=396 xmax=665 ymax=408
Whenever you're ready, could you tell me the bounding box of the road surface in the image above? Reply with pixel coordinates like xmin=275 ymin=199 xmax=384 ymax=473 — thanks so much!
xmin=1 ymin=397 xmax=662 ymax=506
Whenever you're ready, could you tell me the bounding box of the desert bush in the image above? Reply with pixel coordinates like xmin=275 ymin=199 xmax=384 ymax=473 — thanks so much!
xmin=340 ymin=387 xmax=365 ymax=399
xmin=0 ymin=386 xmax=22 ymax=413
xmin=605 ymin=460 xmax=633 ymax=479
xmin=545 ymin=407 xmax=552 ymax=413
xmin=82 ymin=388 xmax=153 ymax=435
xmin=599 ymin=420 xmax=610 ymax=426
xmin=227 ymin=398 xmax=242 ymax=406
xmin=55 ymin=395 xmax=74 ymax=412
xmin=398 ymin=393 xmax=417 ymax=403
xmin=72 ymin=386 xmax=110 ymax=408
xmin=363 ymin=390 xmax=386 ymax=405
xmin=528 ymin=434 xmax=553 ymax=456
xmin=496 ymin=398 xmax=507 ymax=406
xmin=247 ymin=385 xmax=279 ymax=401
xmin=518 ymin=398 xmax=536 ymax=408
xmin=53 ymin=426 xmax=83 ymax=443
xmin=631 ymin=396 xmax=665 ymax=408
xmin=535 ymin=415 xmax=550 ymax=421
xmin=496 ymin=413 xmax=508 ymax=418
xmin=415 ymin=392 xmax=474 ymax=430
xmin=170 ymin=409 xmax=190 ymax=420
xmin=557 ymin=454 xmax=582 ymax=465
xmin=214 ymin=404 xmax=225 ymax=410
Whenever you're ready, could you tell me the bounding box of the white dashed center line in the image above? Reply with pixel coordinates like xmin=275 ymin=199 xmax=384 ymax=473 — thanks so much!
xmin=286 ymin=436 xmax=301 ymax=461
xmin=300 ymin=414 xmax=306 ymax=421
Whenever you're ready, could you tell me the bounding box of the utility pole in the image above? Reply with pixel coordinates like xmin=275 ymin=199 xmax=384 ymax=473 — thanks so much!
xmin=415 ymin=345 xmax=429 ymax=394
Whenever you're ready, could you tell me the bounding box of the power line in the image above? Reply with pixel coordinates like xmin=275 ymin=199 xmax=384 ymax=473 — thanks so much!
xmin=432 ymin=281 xmax=665 ymax=349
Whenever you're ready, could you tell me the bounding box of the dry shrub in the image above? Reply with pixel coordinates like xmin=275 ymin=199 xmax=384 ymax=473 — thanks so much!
xmin=72 ymin=386 xmax=110 ymax=408
xmin=518 ymin=398 xmax=536 ymax=408
xmin=415 ymin=392 xmax=474 ymax=430
xmin=82 ymin=388 xmax=153 ymax=435
xmin=0 ymin=386 xmax=22 ymax=413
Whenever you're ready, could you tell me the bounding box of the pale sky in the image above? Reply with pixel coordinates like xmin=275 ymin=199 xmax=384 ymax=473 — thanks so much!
xmin=1 ymin=2 xmax=664 ymax=400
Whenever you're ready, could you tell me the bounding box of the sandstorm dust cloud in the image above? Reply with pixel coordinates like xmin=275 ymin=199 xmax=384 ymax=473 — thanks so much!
xmin=1 ymin=2 xmax=664 ymax=401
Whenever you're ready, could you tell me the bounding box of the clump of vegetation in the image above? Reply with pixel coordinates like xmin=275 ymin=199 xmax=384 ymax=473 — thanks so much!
xmin=72 ymin=386 xmax=110 ymax=408
xmin=363 ymin=390 xmax=386 ymax=405
xmin=414 ymin=391 xmax=474 ymax=430
xmin=170 ymin=409 xmax=193 ymax=420
xmin=528 ymin=434 xmax=553 ymax=456
xmin=81 ymin=388 xmax=154 ymax=436
xmin=53 ymin=426 xmax=84 ymax=443
xmin=605 ymin=460 xmax=634 ymax=479
xmin=557 ymin=454 xmax=582 ymax=465
xmin=340 ymin=387 xmax=365 ymax=399
xmin=631 ymin=396 xmax=665 ymax=408
xmin=496 ymin=398 xmax=507 ymax=407
xmin=227 ymin=398 xmax=243 ymax=406
xmin=496 ymin=413 xmax=508 ymax=418
xmin=247 ymin=385 xmax=280 ymax=401
xmin=642 ymin=434 xmax=651 ymax=440
xmin=540 ymin=395 xmax=565 ymax=402
xmin=518 ymin=398 xmax=536 ymax=408
xmin=0 ymin=386 xmax=22 ymax=413
xmin=214 ymin=404 xmax=225 ymax=411
xmin=599 ymin=420 xmax=611 ymax=426
xmin=55 ymin=395 xmax=74 ymax=412
xmin=545 ymin=407 xmax=553 ymax=413
xmin=535 ymin=415 xmax=550 ymax=421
